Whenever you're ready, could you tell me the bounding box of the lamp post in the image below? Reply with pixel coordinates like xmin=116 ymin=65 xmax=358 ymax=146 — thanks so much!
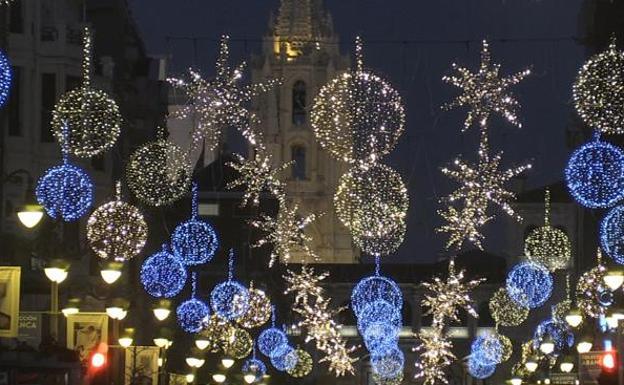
xmin=100 ymin=261 xmax=123 ymax=285
xmin=44 ymin=259 xmax=69 ymax=340
xmin=1 ymin=169 xmax=44 ymax=230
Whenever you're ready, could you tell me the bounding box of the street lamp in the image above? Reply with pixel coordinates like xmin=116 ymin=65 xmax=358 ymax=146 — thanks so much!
xmin=186 ymin=373 xmax=195 ymax=384
xmin=565 ymin=308 xmax=583 ymax=328
xmin=186 ymin=350 xmax=205 ymax=369
xmin=576 ymin=335 xmax=593 ymax=353
xmin=560 ymin=356 xmax=574 ymax=373
xmin=153 ymin=300 xmax=171 ymax=321
xmin=221 ymin=356 xmax=235 ymax=369
xmin=604 ymin=268 xmax=624 ymax=291
xmin=100 ymin=261 xmax=122 ymax=285
xmin=212 ymin=374 xmax=226 ymax=383
xmin=61 ymin=298 xmax=80 ymax=317
xmin=119 ymin=328 xmax=134 ymax=348
xmin=510 ymin=377 xmax=522 ymax=385
xmin=106 ymin=298 xmax=129 ymax=320
xmin=525 ymin=356 xmax=539 ymax=373
xmin=44 ymin=259 xmax=69 ymax=339
xmin=539 ymin=335 xmax=555 ymax=355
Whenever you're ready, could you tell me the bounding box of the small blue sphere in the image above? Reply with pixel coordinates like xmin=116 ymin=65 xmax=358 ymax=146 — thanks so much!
xmin=172 ymin=218 xmax=219 ymax=266
xmin=176 ymin=298 xmax=210 ymax=333
xmin=270 ymin=345 xmax=298 ymax=372
xmin=370 ymin=345 xmax=404 ymax=378
xmin=471 ymin=333 xmax=503 ymax=366
xmin=242 ymin=358 xmax=267 ymax=380
xmin=36 ymin=161 xmax=94 ymax=221
xmin=357 ymin=300 xmax=401 ymax=353
xmin=506 ymin=262 xmax=553 ymax=309
xmin=0 ymin=51 xmax=12 ymax=107
xmin=140 ymin=248 xmax=188 ymax=298
xmin=258 ymin=327 xmax=288 ymax=358
xmin=468 ymin=356 xmax=496 ymax=379
xmin=210 ymin=281 xmax=250 ymax=321
xmin=600 ymin=205 xmax=624 ymax=264
xmin=565 ymin=139 xmax=624 ymax=208
xmin=351 ymin=275 xmax=403 ymax=317
xmin=533 ymin=318 xmax=574 ymax=353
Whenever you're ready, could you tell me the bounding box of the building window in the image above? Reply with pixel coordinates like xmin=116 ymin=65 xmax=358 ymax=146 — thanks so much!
xmin=41 ymin=73 xmax=56 ymax=143
xmin=8 ymin=66 xmax=21 ymax=136
xmin=291 ymin=146 xmax=306 ymax=180
xmin=9 ymin=0 xmax=24 ymax=34
xmin=292 ymin=80 xmax=306 ymax=126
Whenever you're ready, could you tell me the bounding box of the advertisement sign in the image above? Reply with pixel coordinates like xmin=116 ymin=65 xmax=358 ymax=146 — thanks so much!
xmin=66 ymin=312 xmax=108 ymax=365
xmin=0 ymin=267 xmax=21 ymax=338
xmin=17 ymin=312 xmax=41 ymax=348
xmin=125 ymin=346 xmax=159 ymax=385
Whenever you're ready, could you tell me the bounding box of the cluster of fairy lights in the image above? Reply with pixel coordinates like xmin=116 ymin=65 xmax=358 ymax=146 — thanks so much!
xmin=600 ymin=205 xmax=624 ymax=264
xmin=488 ymin=287 xmax=529 ymax=327
xmin=223 ymin=327 xmax=254 ymax=358
xmin=140 ymin=244 xmax=188 ymax=298
xmin=506 ymin=262 xmax=553 ymax=309
xmin=227 ymin=151 xmax=291 ymax=207
xmin=177 ymin=273 xmax=210 ymax=333
xmin=287 ymin=348 xmax=313 ymax=378
xmin=0 ymin=49 xmax=11 ymax=107
xmin=468 ymin=329 xmax=513 ymax=378
xmin=414 ymin=259 xmax=484 ymax=385
xmin=168 ymin=35 xmax=279 ymax=151
xmin=283 ymin=267 xmax=357 ymax=376
xmin=236 ymin=283 xmax=272 ymax=329
xmin=210 ymin=250 xmax=250 ymax=321
xmin=438 ymin=40 xmax=532 ymax=250
xmin=87 ymin=181 xmax=148 ymax=261
xmin=52 ymin=27 xmax=121 ymax=158
xmin=576 ymin=249 xmax=610 ymax=318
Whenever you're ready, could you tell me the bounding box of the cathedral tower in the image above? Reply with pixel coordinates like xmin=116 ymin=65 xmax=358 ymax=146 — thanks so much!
xmin=251 ymin=0 xmax=357 ymax=263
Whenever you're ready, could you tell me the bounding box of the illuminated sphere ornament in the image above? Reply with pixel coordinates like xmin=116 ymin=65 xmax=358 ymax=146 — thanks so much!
xmin=576 ymin=263 xmax=609 ymax=318
xmin=471 ymin=333 xmax=504 ymax=366
xmin=177 ymin=298 xmax=210 ymax=333
xmin=358 ymin=300 xmax=401 ymax=353
xmin=126 ymin=139 xmax=192 ymax=207
xmin=36 ymin=156 xmax=94 ymax=222
xmin=171 ymin=182 xmax=219 ymax=266
xmin=564 ymin=138 xmax=624 ymax=209
xmin=506 ymin=262 xmax=553 ymax=309
xmin=370 ymin=346 xmax=404 ymax=378
xmin=351 ymin=274 xmax=402 ymax=317
xmin=498 ymin=333 xmax=513 ymax=362
xmin=270 ymin=345 xmax=298 ymax=372
xmin=355 ymin=219 xmax=407 ymax=257
xmin=210 ymin=250 xmax=249 ymax=321
xmin=236 ymin=286 xmax=272 ymax=329
xmin=223 ymin=327 xmax=253 ymax=359
xmin=287 ymin=349 xmax=313 ymax=378
xmin=533 ymin=319 xmax=574 ymax=353
xmin=140 ymin=245 xmax=187 ymax=298
xmin=311 ymin=38 xmax=405 ymax=165
xmin=198 ymin=314 xmax=234 ymax=353
xmin=489 ymin=288 xmax=529 ymax=327
xmin=468 ymin=356 xmax=496 ymax=379
xmin=242 ymin=358 xmax=267 ymax=380
xmin=258 ymin=327 xmax=288 ymax=358
xmin=87 ymin=182 xmax=147 ymax=261
xmin=573 ymin=38 xmax=624 ymax=135
xmin=373 ymin=371 xmax=404 ymax=385
xmin=0 ymin=50 xmax=12 ymax=107
xmin=600 ymin=205 xmax=624 ymax=264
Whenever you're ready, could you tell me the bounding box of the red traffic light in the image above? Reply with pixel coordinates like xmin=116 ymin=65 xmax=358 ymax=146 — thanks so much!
xmin=601 ymin=351 xmax=617 ymax=372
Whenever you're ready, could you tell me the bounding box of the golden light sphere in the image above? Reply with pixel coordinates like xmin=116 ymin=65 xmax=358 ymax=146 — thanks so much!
xmin=488 ymin=288 xmax=529 ymax=327
xmin=236 ymin=287 xmax=271 ymax=329
xmin=198 ymin=315 xmax=234 ymax=353
xmin=223 ymin=327 xmax=253 ymax=359
xmin=287 ymin=348 xmax=313 ymax=378
xmin=576 ymin=264 xmax=609 ymax=319
xmin=525 ymin=226 xmax=572 ymax=271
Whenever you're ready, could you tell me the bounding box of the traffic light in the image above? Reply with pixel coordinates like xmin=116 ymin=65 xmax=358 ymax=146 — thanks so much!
xmin=598 ymin=350 xmax=618 ymax=385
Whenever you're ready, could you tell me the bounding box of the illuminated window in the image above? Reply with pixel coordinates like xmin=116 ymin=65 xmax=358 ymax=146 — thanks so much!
xmin=292 ymin=80 xmax=306 ymax=126
xmin=291 ymin=145 xmax=306 ymax=180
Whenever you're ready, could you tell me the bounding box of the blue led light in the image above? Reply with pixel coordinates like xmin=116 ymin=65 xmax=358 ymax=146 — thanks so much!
xmin=36 ymin=157 xmax=94 ymax=222
xmin=140 ymin=245 xmax=188 ymax=298
xmin=242 ymin=357 xmax=267 ymax=380
xmin=351 ymin=274 xmax=403 ymax=318
xmin=468 ymin=356 xmax=496 ymax=379
xmin=357 ymin=300 xmax=401 ymax=354
xmin=471 ymin=333 xmax=503 ymax=366
xmin=210 ymin=250 xmax=249 ymax=320
xmin=258 ymin=327 xmax=288 ymax=358
xmin=506 ymin=262 xmax=553 ymax=309
xmin=565 ymin=138 xmax=624 ymax=209
xmin=176 ymin=298 xmax=210 ymax=333
xmin=370 ymin=345 xmax=404 ymax=378
xmin=0 ymin=51 xmax=12 ymax=107
xmin=600 ymin=205 xmax=624 ymax=264
xmin=533 ymin=318 xmax=574 ymax=353
xmin=270 ymin=345 xmax=298 ymax=372
xmin=171 ymin=182 xmax=219 ymax=266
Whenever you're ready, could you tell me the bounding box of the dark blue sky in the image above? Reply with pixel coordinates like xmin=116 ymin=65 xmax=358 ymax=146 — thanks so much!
xmin=130 ymin=0 xmax=587 ymax=262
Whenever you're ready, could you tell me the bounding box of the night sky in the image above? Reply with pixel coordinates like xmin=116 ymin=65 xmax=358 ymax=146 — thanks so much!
xmin=130 ymin=0 xmax=587 ymax=263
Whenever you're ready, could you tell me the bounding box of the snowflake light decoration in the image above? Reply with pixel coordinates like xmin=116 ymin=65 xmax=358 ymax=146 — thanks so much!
xmin=413 ymin=327 xmax=455 ymax=385
xmin=227 ymin=152 xmax=290 ymax=206
xmin=443 ymin=40 xmax=531 ymax=131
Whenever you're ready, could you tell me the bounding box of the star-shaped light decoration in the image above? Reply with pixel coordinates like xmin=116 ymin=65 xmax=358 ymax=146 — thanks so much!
xmin=443 ymin=40 xmax=531 ymax=131
xmin=251 ymin=202 xmax=319 ymax=267
xmin=436 ymin=204 xmax=492 ymax=250
xmin=413 ymin=327 xmax=456 ymax=385
xmin=168 ymin=35 xmax=280 ymax=151
xmin=226 ymin=151 xmax=291 ymax=207
xmin=283 ymin=266 xmax=328 ymax=305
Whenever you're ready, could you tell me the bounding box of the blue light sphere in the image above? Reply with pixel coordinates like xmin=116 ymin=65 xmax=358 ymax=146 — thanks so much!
xmin=468 ymin=356 xmax=496 ymax=379
xmin=36 ymin=160 xmax=94 ymax=222
xmin=471 ymin=333 xmax=503 ymax=366
xmin=172 ymin=218 xmax=219 ymax=266
xmin=371 ymin=346 xmax=404 ymax=378
xmin=242 ymin=357 xmax=267 ymax=381
xmin=258 ymin=327 xmax=288 ymax=358
xmin=270 ymin=345 xmax=298 ymax=372
xmin=565 ymin=139 xmax=624 ymax=208
xmin=210 ymin=281 xmax=250 ymax=321
xmin=351 ymin=275 xmax=403 ymax=317
xmin=506 ymin=262 xmax=553 ymax=309
xmin=600 ymin=205 xmax=624 ymax=264
xmin=533 ymin=319 xmax=574 ymax=353
xmin=176 ymin=298 xmax=210 ymax=333
xmin=140 ymin=246 xmax=188 ymax=298
xmin=357 ymin=300 xmax=401 ymax=354
xmin=0 ymin=51 xmax=12 ymax=107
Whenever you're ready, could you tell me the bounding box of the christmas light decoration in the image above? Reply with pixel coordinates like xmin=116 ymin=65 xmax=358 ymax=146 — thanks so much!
xmin=489 ymin=288 xmax=529 ymax=327
xmin=167 ymin=35 xmax=279 ymax=151
xmin=498 ymin=333 xmax=513 ymax=363
xmin=334 ymin=163 xmax=408 ymax=255
xmin=525 ymin=189 xmax=572 ymax=271
xmin=227 ymin=152 xmax=290 ymax=206
xmin=258 ymin=320 xmax=288 ymax=358
xmin=371 ymin=346 xmax=404 ymax=378
xmin=0 ymin=50 xmax=12 ymax=107
xmin=413 ymin=327 xmax=455 ymax=385
xmin=242 ymin=354 xmax=267 ymax=382
xmin=223 ymin=327 xmax=253 ymax=359
xmin=210 ymin=250 xmax=250 ymax=321
xmin=565 ymin=136 xmax=624 ymax=208
xmin=468 ymin=356 xmax=496 ymax=380
xmin=126 ymin=138 xmax=192 ymax=207
xmin=358 ymin=300 xmax=401 ymax=354
xmin=236 ymin=284 xmax=272 ymax=329
xmin=576 ymin=251 xmax=609 ymax=318
xmin=311 ymin=37 xmax=405 ymax=165
xmin=140 ymin=244 xmax=188 ymax=298
xmin=287 ymin=348 xmax=313 ymax=378
xmin=87 ymin=181 xmax=147 ymax=261
xmin=177 ymin=273 xmax=210 ymax=333
xmin=283 ymin=267 xmax=358 ymax=377
xmin=251 ymin=201 xmax=318 ymax=267
xmin=171 ymin=182 xmax=219 ymax=266
xmin=355 ymin=220 xmax=407 ymax=258
xmin=351 ymin=270 xmax=402 ymax=318
xmin=373 ymin=371 xmax=404 ymax=385
xmin=533 ymin=319 xmax=574 ymax=353
xmin=471 ymin=333 xmax=504 ymax=366
xmin=600 ymin=205 xmax=624 ymax=264
xmin=271 ymin=345 xmax=298 ymax=372
xmin=443 ymin=40 xmax=531 ymax=131
xmin=198 ymin=314 xmax=233 ymax=353
xmin=52 ymin=27 xmax=121 ymax=158
xmin=573 ymin=37 xmax=624 ymax=135
xmin=506 ymin=262 xmax=553 ymax=309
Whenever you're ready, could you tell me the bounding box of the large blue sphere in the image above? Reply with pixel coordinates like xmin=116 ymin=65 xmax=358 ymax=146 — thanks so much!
xmin=468 ymin=356 xmax=496 ymax=379
xmin=600 ymin=205 xmax=624 ymax=264
xmin=358 ymin=300 xmax=401 ymax=354
xmin=370 ymin=346 xmax=404 ymax=378
xmin=176 ymin=298 xmax=210 ymax=333
xmin=506 ymin=262 xmax=553 ymax=309
xmin=171 ymin=218 xmax=219 ymax=266
xmin=140 ymin=249 xmax=188 ymax=298
xmin=565 ymin=140 xmax=624 ymax=208
xmin=210 ymin=281 xmax=250 ymax=321
xmin=471 ymin=333 xmax=503 ymax=366
xmin=351 ymin=275 xmax=403 ymax=317
xmin=36 ymin=162 xmax=94 ymax=221
xmin=270 ymin=345 xmax=298 ymax=372
xmin=258 ymin=327 xmax=288 ymax=358
xmin=533 ymin=318 xmax=574 ymax=353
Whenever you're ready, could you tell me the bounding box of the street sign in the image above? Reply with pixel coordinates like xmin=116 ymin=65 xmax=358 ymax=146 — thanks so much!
xmin=580 ymin=351 xmax=605 ymax=385
xmin=551 ymin=373 xmax=578 ymax=385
